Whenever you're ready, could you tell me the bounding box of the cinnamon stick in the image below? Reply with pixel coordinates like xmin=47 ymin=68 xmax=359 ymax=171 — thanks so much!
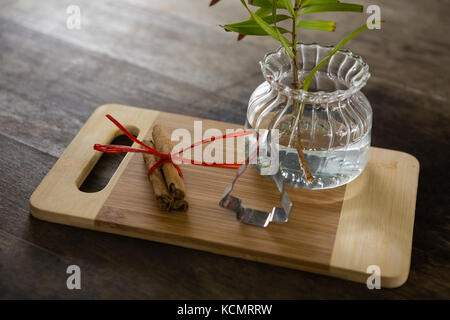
xmin=142 ymin=141 xmax=172 ymax=211
xmin=172 ymin=199 xmax=189 ymax=212
xmin=152 ymin=124 xmax=186 ymax=200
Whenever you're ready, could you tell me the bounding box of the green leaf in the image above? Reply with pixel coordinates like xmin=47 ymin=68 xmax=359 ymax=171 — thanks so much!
xmin=221 ymin=10 xmax=290 ymax=36
xmin=249 ymin=0 xmax=288 ymax=10
xmin=221 ymin=23 xmax=289 ymax=36
xmin=301 ymin=23 xmax=368 ymax=90
xmin=223 ymin=14 xmax=290 ymax=29
xmin=240 ymin=0 xmax=294 ymax=55
xmin=255 ymin=7 xmax=272 ymax=16
xmin=301 ymin=0 xmax=339 ymax=8
xmin=277 ymin=29 xmax=294 ymax=56
xmin=221 ymin=8 xmax=290 ymax=40
xmin=272 ymin=0 xmax=278 ymax=21
xmin=301 ymin=3 xmax=363 ymax=14
xmin=273 ymin=0 xmax=294 ymax=57
xmin=281 ymin=0 xmax=295 ymax=16
xmin=297 ymin=19 xmax=336 ymax=31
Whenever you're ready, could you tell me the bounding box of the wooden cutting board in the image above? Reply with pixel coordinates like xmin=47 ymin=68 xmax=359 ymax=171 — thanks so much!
xmin=30 ymin=104 xmax=420 ymax=288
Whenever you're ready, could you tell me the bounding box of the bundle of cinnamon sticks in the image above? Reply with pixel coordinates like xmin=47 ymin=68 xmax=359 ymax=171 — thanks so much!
xmin=143 ymin=125 xmax=188 ymax=212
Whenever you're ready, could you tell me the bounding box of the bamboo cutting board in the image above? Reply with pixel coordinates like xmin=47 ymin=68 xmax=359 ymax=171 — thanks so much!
xmin=30 ymin=104 xmax=420 ymax=288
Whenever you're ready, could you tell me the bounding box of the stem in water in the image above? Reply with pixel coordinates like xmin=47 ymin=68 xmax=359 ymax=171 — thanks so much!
xmin=289 ymin=6 xmax=314 ymax=183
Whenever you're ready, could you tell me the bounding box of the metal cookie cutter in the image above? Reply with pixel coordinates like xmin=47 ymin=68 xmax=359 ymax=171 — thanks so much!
xmin=219 ymin=130 xmax=293 ymax=227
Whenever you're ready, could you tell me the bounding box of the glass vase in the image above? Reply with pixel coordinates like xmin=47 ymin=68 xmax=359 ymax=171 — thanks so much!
xmin=246 ymin=43 xmax=372 ymax=190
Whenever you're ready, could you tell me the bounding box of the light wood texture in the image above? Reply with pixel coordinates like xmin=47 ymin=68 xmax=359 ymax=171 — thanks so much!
xmin=30 ymin=104 xmax=159 ymax=227
xmin=30 ymin=104 xmax=419 ymax=287
xmin=330 ymin=149 xmax=420 ymax=287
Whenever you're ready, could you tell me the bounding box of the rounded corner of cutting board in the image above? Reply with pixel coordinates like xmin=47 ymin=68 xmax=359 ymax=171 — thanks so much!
xmin=391 ymin=149 xmax=420 ymax=168
xmin=94 ymin=103 xmax=125 ymax=113
xmin=29 ymin=186 xmax=102 ymax=228
xmin=29 ymin=191 xmax=48 ymax=221
xmin=28 ymin=103 xmax=161 ymax=226
xmin=382 ymin=271 xmax=410 ymax=288
xmin=328 ymin=261 xmax=411 ymax=288
xmin=372 ymin=147 xmax=420 ymax=170
xmin=29 ymin=182 xmax=60 ymax=223
xmin=92 ymin=103 xmax=160 ymax=119
xmin=382 ymin=256 xmax=413 ymax=288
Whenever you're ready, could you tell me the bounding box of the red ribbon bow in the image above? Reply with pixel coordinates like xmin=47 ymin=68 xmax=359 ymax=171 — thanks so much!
xmin=93 ymin=114 xmax=256 ymax=178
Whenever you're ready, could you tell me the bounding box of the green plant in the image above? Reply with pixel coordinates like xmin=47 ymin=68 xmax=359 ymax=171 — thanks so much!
xmin=210 ymin=0 xmax=375 ymax=183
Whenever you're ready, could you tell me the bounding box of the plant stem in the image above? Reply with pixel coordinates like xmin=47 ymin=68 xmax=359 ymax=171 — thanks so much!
xmin=289 ymin=3 xmax=314 ymax=183
xmin=291 ymin=13 xmax=299 ymax=90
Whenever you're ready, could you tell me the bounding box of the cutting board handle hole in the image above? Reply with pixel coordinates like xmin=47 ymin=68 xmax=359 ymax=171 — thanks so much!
xmin=79 ymin=133 xmax=137 ymax=193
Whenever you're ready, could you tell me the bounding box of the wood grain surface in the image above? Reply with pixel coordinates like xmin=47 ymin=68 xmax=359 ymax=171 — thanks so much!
xmin=95 ymin=108 xmax=345 ymax=276
xmin=30 ymin=104 xmax=419 ymax=288
xmin=0 ymin=0 xmax=449 ymax=298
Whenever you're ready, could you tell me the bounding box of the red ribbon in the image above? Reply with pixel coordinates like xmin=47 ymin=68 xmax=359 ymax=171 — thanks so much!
xmin=93 ymin=114 xmax=256 ymax=178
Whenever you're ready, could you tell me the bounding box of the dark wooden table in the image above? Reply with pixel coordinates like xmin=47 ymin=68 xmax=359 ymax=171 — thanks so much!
xmin=1 ymin=0 xmax=449 ymax=299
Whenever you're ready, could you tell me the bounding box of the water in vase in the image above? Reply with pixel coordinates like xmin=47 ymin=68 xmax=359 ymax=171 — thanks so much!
xmin=278 ymin=131 xmax=370 ymax=189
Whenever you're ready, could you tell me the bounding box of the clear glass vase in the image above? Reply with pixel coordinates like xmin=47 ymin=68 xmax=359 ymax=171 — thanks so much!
xmin=246 ymin=43 xmax=372 ymax=190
